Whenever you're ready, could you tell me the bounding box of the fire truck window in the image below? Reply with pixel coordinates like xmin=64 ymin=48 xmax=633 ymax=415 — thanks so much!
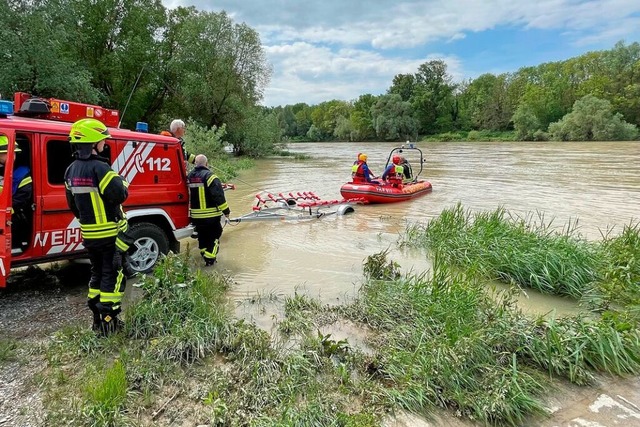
xmin=47 ymin=139 xmax=74 ymax=185
xmin=15 ymin=134 xmax=31 ymax=167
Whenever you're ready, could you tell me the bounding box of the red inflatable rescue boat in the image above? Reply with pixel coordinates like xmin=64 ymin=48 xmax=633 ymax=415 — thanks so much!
xmin=340 ymin=145 xmax=433 ymax=204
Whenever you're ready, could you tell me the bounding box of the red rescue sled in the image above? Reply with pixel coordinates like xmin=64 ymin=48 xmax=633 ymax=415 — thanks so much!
xmin=340 ymin=145 xmax=433 ymax=204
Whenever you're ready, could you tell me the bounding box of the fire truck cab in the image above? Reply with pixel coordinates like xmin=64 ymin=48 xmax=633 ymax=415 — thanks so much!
xmin=0 ymin=93 xmax=192 ymax=287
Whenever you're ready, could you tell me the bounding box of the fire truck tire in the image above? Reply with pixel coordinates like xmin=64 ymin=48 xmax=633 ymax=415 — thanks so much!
xmin=127 ymin=222 xmax=170 ymax=274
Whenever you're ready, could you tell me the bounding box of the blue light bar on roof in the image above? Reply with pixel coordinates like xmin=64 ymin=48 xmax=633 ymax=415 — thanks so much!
xmin=0 ymin=100 xmax=14 ymax=115
xmin=135 ymin=122 xmax=148 ymax=132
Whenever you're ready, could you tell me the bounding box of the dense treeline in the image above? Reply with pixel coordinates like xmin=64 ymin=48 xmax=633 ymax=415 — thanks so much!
xmin=274 ymin=41 xmax=640 ymax=142
xmin=0 ymin=0 xmax=280 ymax=155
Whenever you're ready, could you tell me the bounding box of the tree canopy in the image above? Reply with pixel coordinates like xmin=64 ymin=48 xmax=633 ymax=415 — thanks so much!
xmin=0 ymin=0 xmax=273 ymax=155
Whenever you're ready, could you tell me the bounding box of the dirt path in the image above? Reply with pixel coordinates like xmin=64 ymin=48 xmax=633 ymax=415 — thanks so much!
xmin=1 ymin=264 xmax=639 ymax=427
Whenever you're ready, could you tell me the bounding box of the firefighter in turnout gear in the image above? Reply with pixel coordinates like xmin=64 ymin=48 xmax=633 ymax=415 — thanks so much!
xmin=64 ymin=118 xmax=130 ymax=336
xmin=187 ymin=154 xmax=230 ymax=266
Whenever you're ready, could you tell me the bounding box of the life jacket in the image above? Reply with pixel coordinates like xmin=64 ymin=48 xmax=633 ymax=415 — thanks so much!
xmin=387 ymin=164 xmax=404 ymax=187
xmin=351 ymin=161 xmax=366 ymax=182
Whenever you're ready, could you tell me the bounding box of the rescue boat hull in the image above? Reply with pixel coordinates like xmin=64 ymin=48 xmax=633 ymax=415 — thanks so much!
xmin=340 ymin=180 xmax=433 ymax=204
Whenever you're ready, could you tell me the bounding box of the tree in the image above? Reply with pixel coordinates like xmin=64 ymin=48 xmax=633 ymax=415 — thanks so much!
xmin=349 ymin=94 xmax=377 ymax=141
xmin=309 ymin=100 xmax=351 ymax=141
xmin=334 ymin=116 xmax=353 ymax=141
xmin=164 ymin=8 xmax=272 ymax=151
xmin=65 ymin=0 xmax=167 ymax=126
xmin=371 ymin=94 xmax=417 ymax=140
xmin=461 ymin=73 xmax=512 ymax=131
xmin=239 ymin=106 xmax=281 ymax=156
xmin=512 ymin=103 xmax=541 ymax=141
xmin=388 ymin=74 xmax=416 ymax=101
xmin=410 ymin=60 xmax=456 ymax=134
xmin=548 ymin=95 xmax=638 ymax=141
xmin=0 ymin=0 xmax=101 ymax=102
xmin=293 ymin=104 xmax=313 ymax=138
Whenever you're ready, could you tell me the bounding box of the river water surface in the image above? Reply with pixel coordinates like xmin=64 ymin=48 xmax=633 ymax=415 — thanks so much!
xmin=201 ymin=141 xmax=640 ymax=325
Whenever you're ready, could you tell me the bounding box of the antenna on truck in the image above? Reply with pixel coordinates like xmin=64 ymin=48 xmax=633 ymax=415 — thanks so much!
xmin=118 ymin=67 xmax=145 ymax=128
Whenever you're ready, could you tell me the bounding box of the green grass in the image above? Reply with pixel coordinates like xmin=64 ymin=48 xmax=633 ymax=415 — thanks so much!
xmin=0 ymin=338 xmax=19 ymax=363
xmin=41 ymin=252 xmax=381 ymax=426
xmin=588 ymin=222 xmax=640 ymax=312
xmin=342 ymin=251 xmax=640 ymax=425
xmin=36 ymin=212 xmax=640 ymax=426
xmin=83 ymin=360 xmax=128 ymax=426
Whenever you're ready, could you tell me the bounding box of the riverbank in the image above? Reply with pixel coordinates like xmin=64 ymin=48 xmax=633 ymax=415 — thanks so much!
xmin=2 ymin=205 xmax=640 ymax=425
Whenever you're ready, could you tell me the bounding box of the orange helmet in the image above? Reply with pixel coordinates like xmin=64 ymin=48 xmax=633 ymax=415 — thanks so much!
xmin=392 ymin=155 xmax=401 ymax=165
xmin=358 ymin=153 xmax=367 ymax=162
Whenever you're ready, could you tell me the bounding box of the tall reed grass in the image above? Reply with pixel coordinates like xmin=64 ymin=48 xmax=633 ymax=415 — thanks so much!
xmin=344 ymin=251 xmax=640 ymax=425
xmin=404 ymin=204 xmax=600 ymax=299
xmin=405 ymin=205 xmax=640 ymax=316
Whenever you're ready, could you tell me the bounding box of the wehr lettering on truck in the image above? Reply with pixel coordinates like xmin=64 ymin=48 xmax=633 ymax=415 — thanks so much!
xmin=34 ymin=219 xmax=83 ymax=254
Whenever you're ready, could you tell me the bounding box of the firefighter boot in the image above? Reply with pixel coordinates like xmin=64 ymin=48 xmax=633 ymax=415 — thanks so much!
xmin=87 ymin=296 xmax=101 ymax=332
xmin=100 ymin=313 xmax=123 ymax=337
xmin=97 ymin=305 xmax=123 ymax=337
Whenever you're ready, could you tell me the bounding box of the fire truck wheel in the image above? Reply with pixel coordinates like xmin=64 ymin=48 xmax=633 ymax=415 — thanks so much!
xmin=127 ymin=222 xmax=170 ymax=274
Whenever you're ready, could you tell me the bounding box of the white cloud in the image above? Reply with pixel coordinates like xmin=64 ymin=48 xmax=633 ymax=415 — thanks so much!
xmin=263 ymin=42 xmax=463 ymax=106
xmin=163 ymin=0 xmax=640 ymax=106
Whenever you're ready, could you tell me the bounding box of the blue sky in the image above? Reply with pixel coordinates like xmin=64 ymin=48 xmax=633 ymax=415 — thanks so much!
xmin=163 ymin=0 xmax=640 ymax=107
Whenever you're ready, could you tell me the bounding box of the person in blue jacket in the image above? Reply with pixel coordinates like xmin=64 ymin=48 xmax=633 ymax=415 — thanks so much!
xmin=381 ymin=155 xmax=405 ymax=182
xmin=0 ymin=136 xmax=33 ymax=249
xmin=351 ymin=153 xmax=379 ymax=183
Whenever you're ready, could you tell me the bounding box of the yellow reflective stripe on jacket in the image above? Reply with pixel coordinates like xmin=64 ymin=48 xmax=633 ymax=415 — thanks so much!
xmin=115 ymin=218 xmax=130 ymax=251
xmin=115 ymin=238 xmax=129 ymax=252
xmin=98 ymin=170 xmax=119 ymax=194
xmin=18 ymin=176 xmax=32 ymax=188
xmin=217 ymin=201 xmax=229 ymax=211
xmin=90 ymin=192 xmax=108 ymax=224
xmin=80 ymin=221 xmax=119 ymax=239
xmin=206 ymin=174 xmax=217 ymax=187
xmin=198 ymin=187 xmax=206 ymax=209
xmin=190 ymin=208 xmax=222 ymax=219
xmin=87 ymin=288 xmax=100 ymax=299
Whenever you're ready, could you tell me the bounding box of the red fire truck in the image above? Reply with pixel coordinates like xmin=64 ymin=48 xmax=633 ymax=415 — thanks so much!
xmin=0 ymin=93 xmax=193 ymax=287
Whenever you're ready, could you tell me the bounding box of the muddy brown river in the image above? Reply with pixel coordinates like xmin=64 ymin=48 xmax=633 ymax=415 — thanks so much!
xmin=204 ymin=141 xmax=640 ymax=326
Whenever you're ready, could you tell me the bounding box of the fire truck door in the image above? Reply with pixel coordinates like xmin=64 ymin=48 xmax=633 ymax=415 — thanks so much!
xmin=0 ymin=128 xmax=16 ymax=287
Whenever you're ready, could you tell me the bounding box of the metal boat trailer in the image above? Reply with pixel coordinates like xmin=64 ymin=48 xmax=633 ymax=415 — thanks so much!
xmin=227 ymin=191 xmax=365 ymax=223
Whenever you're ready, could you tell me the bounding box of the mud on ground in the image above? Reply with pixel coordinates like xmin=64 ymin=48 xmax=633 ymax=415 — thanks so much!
xmin=1 ymin=263 xmax=640 ymax=427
